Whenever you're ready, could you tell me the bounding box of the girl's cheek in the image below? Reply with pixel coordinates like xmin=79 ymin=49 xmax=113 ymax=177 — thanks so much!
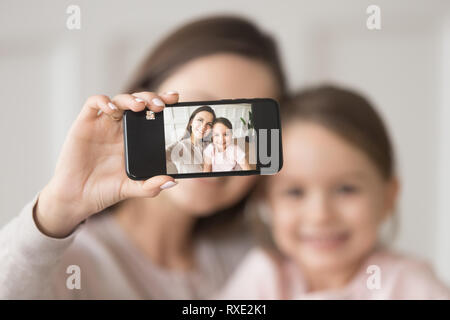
xmin=268 ymin=192 xmax=295 ymax=243
xmin=338 ymin=193 xmax=382 ymax=226
xmin=272 ymin=208 xmax=300 ymax=254
xmin=336 ymin=195 xmax=382 ymax=250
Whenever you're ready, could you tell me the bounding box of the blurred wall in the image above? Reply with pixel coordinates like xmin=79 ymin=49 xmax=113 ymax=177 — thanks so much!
xmin=1 ymin=0 xmax=450 ymax=284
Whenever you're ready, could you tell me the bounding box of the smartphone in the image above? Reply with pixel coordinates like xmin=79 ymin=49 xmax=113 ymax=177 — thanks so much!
xmin=123 ymin=98 xmax=282 ymax=180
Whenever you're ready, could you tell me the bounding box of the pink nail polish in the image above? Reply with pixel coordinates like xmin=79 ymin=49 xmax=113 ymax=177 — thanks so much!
xmin=160 ymin=181 xmax=177 ymax=190
xmin=152 ymin=98 xmax=165 ymax=107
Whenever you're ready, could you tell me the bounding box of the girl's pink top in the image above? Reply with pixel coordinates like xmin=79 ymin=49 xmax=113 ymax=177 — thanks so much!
xmin=203 ymin=143 xmax=246 ymax=172
xmin=217 ymin=247 xmax=450 ymax=300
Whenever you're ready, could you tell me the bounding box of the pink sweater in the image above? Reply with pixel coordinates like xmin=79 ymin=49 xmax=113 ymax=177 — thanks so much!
xmin=0 ymin=194 xmax=253 ymax=299
xmin=217 ymin=248 xmax=450 ymax=299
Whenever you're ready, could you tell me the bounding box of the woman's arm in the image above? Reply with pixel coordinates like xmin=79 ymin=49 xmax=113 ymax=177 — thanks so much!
xmin=35 ymin=92 xmax=178 ymax=238
xmin=0 ymin=91 xmax=179 ymax=299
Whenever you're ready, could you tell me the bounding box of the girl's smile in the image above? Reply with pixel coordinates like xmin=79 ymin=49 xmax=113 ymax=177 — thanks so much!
xmin=297 ymin=229 xmax=351 ymax=251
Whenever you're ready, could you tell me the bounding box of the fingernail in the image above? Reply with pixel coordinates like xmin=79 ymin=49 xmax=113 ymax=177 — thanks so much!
xmin=160 ymin=181 xmax=177 ymax=190
xmin=97 ymin=109 xmax=103 ymax=116
xmin=152 ymin=98 xmax=165 ymax=107
xmin=135 ymin=98 xmax=145 ymax=103
xmin=164 ymin=91 xmax=178 ymax=95
xmin=108 ymin=102 xmax=117 ymax=110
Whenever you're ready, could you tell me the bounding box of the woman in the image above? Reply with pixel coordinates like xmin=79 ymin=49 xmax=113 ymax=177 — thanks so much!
xmin=0 ymin=15 xmax=286 ymax=299
xmin=166 ymin=106 xmax=216 ymax=174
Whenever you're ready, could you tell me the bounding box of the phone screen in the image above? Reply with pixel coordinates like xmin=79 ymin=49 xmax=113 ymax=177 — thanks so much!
xmin=163 ymin=103 xmax=257 ymax=175
xmin=123 ymin=98 xmax=282 ymax=180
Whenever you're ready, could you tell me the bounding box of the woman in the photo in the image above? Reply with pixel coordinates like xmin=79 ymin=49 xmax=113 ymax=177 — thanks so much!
xmin=203 ymin=117 xmax=251 ymax=172
xmin=0 ymin=15 xmax=286 ymax=299
xmin=166 ymin=106 xmax=216 ymax=174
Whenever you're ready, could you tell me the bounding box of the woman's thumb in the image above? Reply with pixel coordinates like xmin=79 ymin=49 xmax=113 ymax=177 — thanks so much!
xmin=123 ymin=175 xmax=177 ymax=199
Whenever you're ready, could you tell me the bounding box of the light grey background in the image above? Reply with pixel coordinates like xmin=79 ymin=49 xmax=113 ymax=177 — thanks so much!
xmin=1 ymin=0 xmax=450 ymax=284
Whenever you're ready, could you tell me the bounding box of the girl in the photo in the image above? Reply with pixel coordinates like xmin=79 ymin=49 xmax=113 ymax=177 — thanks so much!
xmin=166 ymin=105 xmax=215 ymax=174
xmin=217 ymin=85 xmax=450 ymax=299
xmin=203 ymin=117 xmax=251 ymax=172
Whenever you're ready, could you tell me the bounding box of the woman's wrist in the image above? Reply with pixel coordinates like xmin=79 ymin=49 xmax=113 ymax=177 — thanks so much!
xmin=33 ymin=184 xmax=84 ymax=239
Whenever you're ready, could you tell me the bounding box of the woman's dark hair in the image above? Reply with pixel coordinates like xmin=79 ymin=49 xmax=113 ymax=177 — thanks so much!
xmin=213 ymin=117 xmax=233 ymax=130
xmin=282 ymin=84 xmax=395 ymax=179
xmin=183 ymin=106 xmax=216 ymax=140
xmin=125 ymin=15 xmax=286 ymax=97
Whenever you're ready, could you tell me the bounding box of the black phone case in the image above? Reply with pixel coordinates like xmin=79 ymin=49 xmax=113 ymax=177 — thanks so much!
xmin=123 ymin=98 xmax=283 ymax=180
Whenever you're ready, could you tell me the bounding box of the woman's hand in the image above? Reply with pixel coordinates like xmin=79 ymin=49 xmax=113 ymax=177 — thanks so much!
xmin=34 ymin=91 xmax=179 ymax=238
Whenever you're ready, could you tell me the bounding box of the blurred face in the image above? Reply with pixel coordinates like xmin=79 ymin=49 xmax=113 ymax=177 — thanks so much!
xmin=190 ymin=111 xmax=214 ymax=140
xmin=157 ymin=53 xmax=279 ymax=214
xmin=267 ymin=121 xmax=398 ymax=273
xmin=212 ymin=123 xmax=232 ymax=152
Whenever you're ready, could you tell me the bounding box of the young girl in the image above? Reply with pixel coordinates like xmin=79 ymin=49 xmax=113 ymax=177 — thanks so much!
xmin=217 ymin=85 xmax=450 ymax=299
xmin=203 ymin=117 xmax=251 ymax=172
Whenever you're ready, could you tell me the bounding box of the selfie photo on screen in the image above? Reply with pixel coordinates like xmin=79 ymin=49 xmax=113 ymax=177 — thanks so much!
xmin=164 ymin=103 xmax=257 ymax=174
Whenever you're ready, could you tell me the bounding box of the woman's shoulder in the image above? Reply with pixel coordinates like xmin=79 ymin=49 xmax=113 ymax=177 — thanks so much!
xmin=363 ymin=248 xmax=450 ymax=299
xmin=167 ymin=138 xmax=187 ymax=149
xmin=171 ymin=137 xmax=197 ymax=148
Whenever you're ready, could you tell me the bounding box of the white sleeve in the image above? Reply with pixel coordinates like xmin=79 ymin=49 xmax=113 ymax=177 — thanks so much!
xmin=0 ymin=193 xmax=80 ymax=299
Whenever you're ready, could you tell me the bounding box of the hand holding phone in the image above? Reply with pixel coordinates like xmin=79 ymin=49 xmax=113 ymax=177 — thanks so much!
xmin=34 ymin=92 xmax=178 ymax=238
xmin=123 ymin=98 xmax=283 ymax=180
